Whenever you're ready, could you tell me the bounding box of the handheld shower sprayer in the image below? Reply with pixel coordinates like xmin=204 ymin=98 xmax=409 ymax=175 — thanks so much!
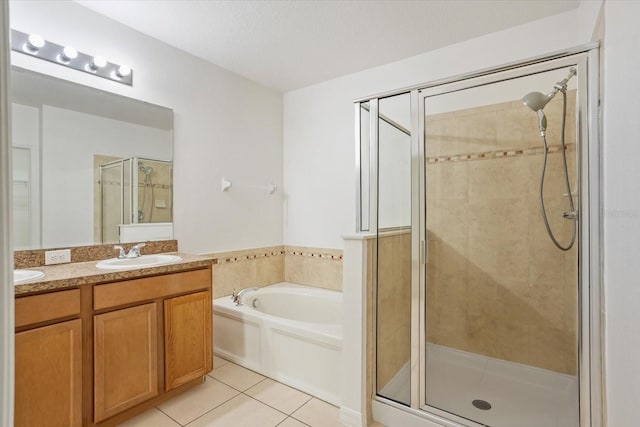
xmin=522 ymin=67 xmax=577 ymax=251
xmin=522 ymin=67 xmax=576 ymax=136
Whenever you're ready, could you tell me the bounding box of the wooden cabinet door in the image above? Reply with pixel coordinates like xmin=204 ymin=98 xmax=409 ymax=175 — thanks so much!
xmin=164 ymin=291 xmax=212 ymax=390
xmin=15 ymin=319 xmax=82 ymax=427
xmin=94 ymin=303 xmax=158 ymax=423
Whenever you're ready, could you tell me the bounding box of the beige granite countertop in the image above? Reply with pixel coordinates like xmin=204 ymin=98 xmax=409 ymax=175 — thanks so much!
xmin=14 ymin=252 xmax=215 ymax=296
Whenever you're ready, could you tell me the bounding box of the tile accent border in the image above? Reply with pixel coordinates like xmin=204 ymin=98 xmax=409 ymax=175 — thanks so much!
xmin=216 ymin=248 xmax=286 ymax=264
xmin=426 ymin=143 xmax=576 ymax=164
xmin=284 ymin=248 xmax=343 ymax=261
xmin=212 ymin=246 xmax=344 ymax=264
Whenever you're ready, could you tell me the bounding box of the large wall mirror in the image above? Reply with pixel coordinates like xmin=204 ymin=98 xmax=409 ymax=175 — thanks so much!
xmin=11 ymin=67 xmax=174 ymax=250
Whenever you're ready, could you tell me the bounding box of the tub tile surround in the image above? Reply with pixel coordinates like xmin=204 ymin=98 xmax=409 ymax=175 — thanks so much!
xmin=117 ymin=357 xmax=349 ymax=427
xmin=284 ymin=246 xmax=343 ymax=291
xmin=206 ymin=245 xmax=343 ymax=298
xmin=425 ymin=91 xmax=578 ymax=375
xmin=208 ymin=246 xmax=285 ymax=298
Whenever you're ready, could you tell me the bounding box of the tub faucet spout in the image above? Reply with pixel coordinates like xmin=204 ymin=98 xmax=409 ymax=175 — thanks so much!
xmin=231 ymin=287 xmax=259 ymax=306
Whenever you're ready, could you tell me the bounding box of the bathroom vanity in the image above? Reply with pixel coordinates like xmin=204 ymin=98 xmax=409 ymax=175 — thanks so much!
xmin=14 ymin=253 xmax=213 ymax=427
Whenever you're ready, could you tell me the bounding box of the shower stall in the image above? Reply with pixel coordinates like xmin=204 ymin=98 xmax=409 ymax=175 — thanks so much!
xmin=98 ymin=156 xmax=173 ymax=244
xmin=355 ymin=47 xmax=601 ymax=427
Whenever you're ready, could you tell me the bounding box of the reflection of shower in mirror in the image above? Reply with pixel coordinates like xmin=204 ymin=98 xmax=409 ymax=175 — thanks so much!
xmin=138 ymin=161 xmax=155 ymax=223
xmin=98 ymin=157 xmax=173 ymax=244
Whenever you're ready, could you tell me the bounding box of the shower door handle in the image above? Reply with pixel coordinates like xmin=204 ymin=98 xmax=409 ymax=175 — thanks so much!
xmin=563 ymin=211 xmax=578 ymax=220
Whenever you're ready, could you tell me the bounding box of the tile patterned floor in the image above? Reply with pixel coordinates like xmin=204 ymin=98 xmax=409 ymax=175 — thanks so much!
xmin=117 ymin=355 xmax=348 ymax=427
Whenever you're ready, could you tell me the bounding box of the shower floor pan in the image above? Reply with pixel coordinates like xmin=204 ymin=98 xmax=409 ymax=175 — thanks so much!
xmin=380 ymin=344 xmax=579 ymax=427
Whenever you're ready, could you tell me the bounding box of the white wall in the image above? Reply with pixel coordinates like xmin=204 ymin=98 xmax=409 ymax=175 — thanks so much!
xmin=9 ymin=0 xmax=283 ymax=253
xmin=40 ymin=105 xmax=171 ymax=248
xmin=283 ymin=1 xmax=601 ymax=249
xmin=10 ymin=103 xmax=39 ymax=249
xmin=602 ymin=1 xmax=640 ymax=425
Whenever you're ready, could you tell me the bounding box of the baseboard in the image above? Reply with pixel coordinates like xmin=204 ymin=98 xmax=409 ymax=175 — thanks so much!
xmin=339 ymin=406 xmax=365 ymax=427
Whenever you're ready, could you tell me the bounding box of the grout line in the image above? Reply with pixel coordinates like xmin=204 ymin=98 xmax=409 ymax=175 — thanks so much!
xmin=180 ymin=392 xmax=243 ymax=427
xmin=176 ymin=361 xmax=327 ymax=426
xmin=206 ymin=361 xmax=267 ymax=393
xmin=242 ymin=392 xmax=291 ymax=419
xmin=287 ymin=394 xmax=313 ymax=416
xmin=238 ymin=378 xmax=313 ymax=420
xmin=244 ymin=377 xmax=269 ymax=393
xmin=289 ymin=414 xmax=314 ymax=426
xmin=241 ymin=375 xmax=313 ymax=417
xmin=276 ymin=416 xmax=312 ymax=427
xmin=154 ymin=406 xmax=184 ymax=426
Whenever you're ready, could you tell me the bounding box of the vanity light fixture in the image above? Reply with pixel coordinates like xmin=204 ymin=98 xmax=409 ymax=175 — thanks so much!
xmin=25 ymin=33 xmax=44 ymax=53
xmin=58 ymin=46 xmax=78 ymax=63
xmin=10 ymin=29 xmax=133 ymax=86
xmin=88 ymin=55 xmax=107 ymax=71
xmin=115 ymin=64 xmax=131 ymax=79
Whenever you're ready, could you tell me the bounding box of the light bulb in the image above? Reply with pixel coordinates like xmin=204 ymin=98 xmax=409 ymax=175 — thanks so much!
xmin=90 ymin=55 xmax=107 ymax=70
xmin=59 ymin=46 xmax=78 ymax=63
xmin=115 ymin=65 xmax=131 ymax=78
xmin=25 ymin=34 xmax=45 ymax=53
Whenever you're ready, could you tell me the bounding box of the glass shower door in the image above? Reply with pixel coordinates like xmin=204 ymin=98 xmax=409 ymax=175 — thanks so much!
xmin=422 ymin=67 xmax=579 ymax=427
xmin=375 ymin=92 xmax=413 ymax=406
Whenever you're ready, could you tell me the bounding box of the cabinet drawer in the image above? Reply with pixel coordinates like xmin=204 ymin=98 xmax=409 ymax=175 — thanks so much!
xmin=94 ymin=268 xmax=212 ymax=310
xmin=15 ymin=289 xmax=81 ymax=328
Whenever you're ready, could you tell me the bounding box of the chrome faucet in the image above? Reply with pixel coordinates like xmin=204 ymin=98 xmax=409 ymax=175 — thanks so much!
xmin=231 ymin=287 xmax=259 ymax=306
xmin=114 ymin=243 xmax=146 ymax=259
xmin=114 ymin=245 xmax=126 ymax=259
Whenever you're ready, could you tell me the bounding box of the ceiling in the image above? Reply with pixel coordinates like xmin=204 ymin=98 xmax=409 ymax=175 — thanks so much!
xmin=75 ymin=0 xmax=580 ymax=92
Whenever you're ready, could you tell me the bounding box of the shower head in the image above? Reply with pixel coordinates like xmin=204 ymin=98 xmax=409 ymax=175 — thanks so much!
xmin=138 ymin=162 xmax=153 ymax=175
xmin=522 ymin=91 xmax=554 ymax=112
xmin=522 ymin=91 xmax=554 ymax=134
xmin=522 ymin=68 xmax=576 ymax=136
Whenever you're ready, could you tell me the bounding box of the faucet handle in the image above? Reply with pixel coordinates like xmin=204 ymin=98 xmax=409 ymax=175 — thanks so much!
xmin=231 ymin=290 xmax=237 ymax=302
xmin=126 ymin=242 xmax=146 ymax=258
xmin=113 ymin=245 xmax=126 ymax=259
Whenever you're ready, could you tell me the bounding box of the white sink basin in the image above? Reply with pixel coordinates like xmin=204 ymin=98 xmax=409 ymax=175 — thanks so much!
xmin=14 ymin=269 xmax=45 ymax=284
xmin=96 ymin=254 xmax=182 ymax=270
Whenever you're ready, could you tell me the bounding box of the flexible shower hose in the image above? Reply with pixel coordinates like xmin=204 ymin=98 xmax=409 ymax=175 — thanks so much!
xmin=538 ymin=89 xmax=576 ymax=251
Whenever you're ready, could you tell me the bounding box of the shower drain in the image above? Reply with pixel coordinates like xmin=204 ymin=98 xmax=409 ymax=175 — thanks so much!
xmin=472 ymin=399 xmax=492 ymax=410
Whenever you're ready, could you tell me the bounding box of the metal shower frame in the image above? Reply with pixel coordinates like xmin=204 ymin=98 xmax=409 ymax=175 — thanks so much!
xmin=355 ymin=43 xmax=602 ymax=427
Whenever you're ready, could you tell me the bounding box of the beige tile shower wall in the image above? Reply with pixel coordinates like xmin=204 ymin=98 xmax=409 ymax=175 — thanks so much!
xmin=206 ymin=246 xmax=285 ymax=299
xmin=376 ymin=231 xmax=412 ymax=390
xmin=138 ymin=161 xmax=173 ymax=223
xmin=425 ymin=91 xmax=578 ymax=375
xmin=284 ymin=246 xmax=343 ymax=291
